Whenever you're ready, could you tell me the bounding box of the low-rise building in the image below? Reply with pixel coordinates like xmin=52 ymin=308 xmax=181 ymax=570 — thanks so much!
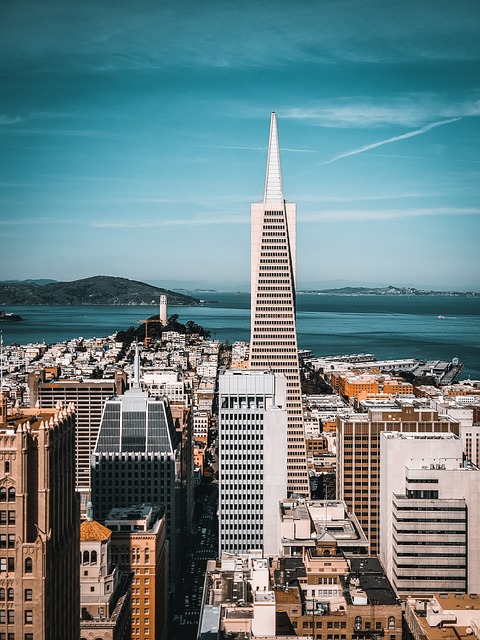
xmin=278 ymin=499 xmax=369 ymax=557
xmin=197 ymin=546 xmax=401 ymax=640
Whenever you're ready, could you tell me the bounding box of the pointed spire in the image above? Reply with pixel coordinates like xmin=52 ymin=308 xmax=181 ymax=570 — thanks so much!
xmin=264 ymin=112 xmax=284 ymax=203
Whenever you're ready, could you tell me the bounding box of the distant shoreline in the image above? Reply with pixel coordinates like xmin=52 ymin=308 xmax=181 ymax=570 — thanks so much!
xmin=298 ymin=288 xmax=480 ymax=298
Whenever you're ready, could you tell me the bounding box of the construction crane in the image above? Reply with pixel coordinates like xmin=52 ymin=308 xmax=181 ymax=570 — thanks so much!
xmin=136 ymin=317 xmax=164 ymax=345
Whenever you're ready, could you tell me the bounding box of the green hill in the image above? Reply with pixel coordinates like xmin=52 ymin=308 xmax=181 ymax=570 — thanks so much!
xmin=0 ymin=276 xmax=200 ymax=306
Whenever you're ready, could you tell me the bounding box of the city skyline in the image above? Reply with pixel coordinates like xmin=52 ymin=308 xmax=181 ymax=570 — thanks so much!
xmin=1 ymin=0 xmax=480 ymax=290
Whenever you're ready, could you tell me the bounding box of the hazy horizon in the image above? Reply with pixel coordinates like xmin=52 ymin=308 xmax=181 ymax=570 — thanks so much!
xmin=3 ymin=274 xmax=480 ymax=294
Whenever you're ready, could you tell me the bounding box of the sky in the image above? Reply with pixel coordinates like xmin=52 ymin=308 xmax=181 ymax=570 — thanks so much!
xmin=1 ymin=0 xmax=479 ymax=291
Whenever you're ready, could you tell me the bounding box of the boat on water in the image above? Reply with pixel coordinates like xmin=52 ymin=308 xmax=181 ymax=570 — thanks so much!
xmin=0 ymin=310 xmax=24 ymax=322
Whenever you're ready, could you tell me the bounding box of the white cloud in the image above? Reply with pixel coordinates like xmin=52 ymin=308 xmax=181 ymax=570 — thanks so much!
xmin=324 ymin=118 xmax=461 ymax=164
xmin=300 ymin=207 xmax=480 ymax=222
xmin=0 ymin=114 xmax=23 ymax=125
xmin=281 ymin=98 xmax=480 ymax=128
xmin=90 ymin=214 xmax=249 ymax=228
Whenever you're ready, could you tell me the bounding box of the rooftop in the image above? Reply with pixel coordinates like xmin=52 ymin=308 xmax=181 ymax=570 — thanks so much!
xmin=80 ymin=519 xmax=112 ymax=542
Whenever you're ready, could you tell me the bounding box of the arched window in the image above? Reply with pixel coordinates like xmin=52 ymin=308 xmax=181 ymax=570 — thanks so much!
xmin=0 ymin=488 xmax=6 ymax=502
xmin=0 ymin=588 xmax=5 ymax=601
xmin=388 ymin=617 xmax=396 ymax=630
xmin=83 ymin=550 xmax=89 ymax=565
xmin=25 ymin=558 xmax=33 ymax=574
xmin=91 ymin=550 xmax=97 ymax=565
xmin=7 ymin=588 xmax=13 ymax=602
xmin=354 ymin=616 xmax=362 ymax=631
xmin=7 ymin=488 xmax=15 ymax=502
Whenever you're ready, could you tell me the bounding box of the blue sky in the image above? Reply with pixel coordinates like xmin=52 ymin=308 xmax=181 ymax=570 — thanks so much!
xmin=1 ymin=0 xmax=479 ymax=291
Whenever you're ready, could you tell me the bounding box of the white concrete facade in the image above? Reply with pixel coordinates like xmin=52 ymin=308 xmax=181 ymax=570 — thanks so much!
xmin=380 ymin=431 xmax=480 ymax=594
xmin=218 ymin=370 xmax=287 ymax=555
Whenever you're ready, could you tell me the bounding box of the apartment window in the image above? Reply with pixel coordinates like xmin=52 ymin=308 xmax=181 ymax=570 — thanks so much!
xmin=25 ymin=558 xmax=33 ymax=573
xmin=7 ymin=489 xmax=15 ymax=502
xmin=25 ymin=610 xmax=33 ymax=624
xmin=7 ymin=511 xmax=15 ymax=525
xmin=25 ymin=589 xmax=32 ymax=601
xmin=0 ymin=536 xmax=5 ymax=549
xmin=7 ymin=610 xmax=14 ymax=623
xmin=0 ymin=489 xmax=6 ymax=502
xmin=388 ymin=617 xmax=396 ymax=630
xmin=7 ymin=558 xmax=14 ymax=572
xmin=7 ymin=589 xmax=13 ymax=602
xmin=0 ymin=610 xmax=4 ymax=623
xmin=25 ymin=635 xmax=34 ymax=640
xmin=0 ymin=559 xmax=5 ymax=572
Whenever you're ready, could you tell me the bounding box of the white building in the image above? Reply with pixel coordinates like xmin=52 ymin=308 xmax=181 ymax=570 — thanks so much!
xmin=380 ymin=431 xmax=480 ymax=594
xmin=141 ymin=369 xmax=187 ymax=404
xmin=249 ymin=112 xmax=309 ymax=497
xmin=192 ymin=409 xmax=210 ymax=442
xmin=218 ymin=370 xmax=287 ymax=555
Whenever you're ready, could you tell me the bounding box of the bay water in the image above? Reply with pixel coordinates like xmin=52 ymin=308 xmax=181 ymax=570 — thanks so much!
xmin=1 ymin=293 xmax=479 ymax=379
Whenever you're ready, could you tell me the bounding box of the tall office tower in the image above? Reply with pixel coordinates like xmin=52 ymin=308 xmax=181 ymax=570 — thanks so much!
xmin=106 ymin=504 xmax=168 ymax=640
xmin=0 ymin=395 xmax=79 ymax=640
xmin=337 ymin=403 xmax=460 ymax=555
xmin=29 ymin=369 xmax=126 ymax=509
xmin=218 ymin=370 xmax=287 ymax=555
xmin=379 ymin=431 xmax=480 ymax=595
xmin=249 ymin=112 xmax=310 ymax=497
xmin=91 ymin=362 xmax=180 ymax=590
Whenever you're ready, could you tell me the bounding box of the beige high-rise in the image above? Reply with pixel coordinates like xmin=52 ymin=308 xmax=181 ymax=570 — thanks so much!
xmin=0 ymin=395 xmax=79 ymax=640
xmin=249 ymin=112 xmax=309 ymax=497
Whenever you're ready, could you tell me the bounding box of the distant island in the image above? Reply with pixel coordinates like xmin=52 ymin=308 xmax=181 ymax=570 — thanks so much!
xmin=298 ymin=285 xmax=480 ymax=297
xmin=0 ymin=276 xmax=201 ymax=306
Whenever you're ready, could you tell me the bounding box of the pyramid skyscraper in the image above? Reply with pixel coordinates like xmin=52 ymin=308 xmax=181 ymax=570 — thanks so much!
xmin=249 ymin=112 xmax=310 ymax=497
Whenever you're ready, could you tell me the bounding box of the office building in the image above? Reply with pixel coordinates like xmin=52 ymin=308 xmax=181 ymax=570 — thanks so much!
xmin=80 ymin=506 xmax=131 ymax=640
xmin=0 ymin=395 xmax=79 ymax=640
xmin=218 ymin=370 xmax=287 ymax=555
xmin=106 ymin=504 xmax=168 ymax=640
xmin=249 ymin=112 xmax=309 ymax=497
xmin=91 ymin=356 xmax=180 ymax=589
xmin=380 ymin=431 xmax=480 ymax=594
xmin=30 ymin=369 xmax=126 ymax=508
xmin=336 ymin=403 xmax=460 ymax=555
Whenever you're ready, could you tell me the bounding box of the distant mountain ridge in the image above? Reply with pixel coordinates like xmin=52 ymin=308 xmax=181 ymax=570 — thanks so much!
xmin=0 ymin=276 xmax=200 ymax=306
xmin=299 ymin=285 xmax=480 ymax=297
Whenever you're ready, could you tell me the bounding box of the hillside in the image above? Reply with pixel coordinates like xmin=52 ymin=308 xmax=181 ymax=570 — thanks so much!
xmin=0 ymin=276 xmax=200 ymax=306
xmin=299 ymin=285 xmax=480 ymax=297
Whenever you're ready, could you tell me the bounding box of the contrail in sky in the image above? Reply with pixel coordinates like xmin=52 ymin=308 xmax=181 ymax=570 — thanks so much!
xmin=324 ymin=117 xmax=461 ymax=164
